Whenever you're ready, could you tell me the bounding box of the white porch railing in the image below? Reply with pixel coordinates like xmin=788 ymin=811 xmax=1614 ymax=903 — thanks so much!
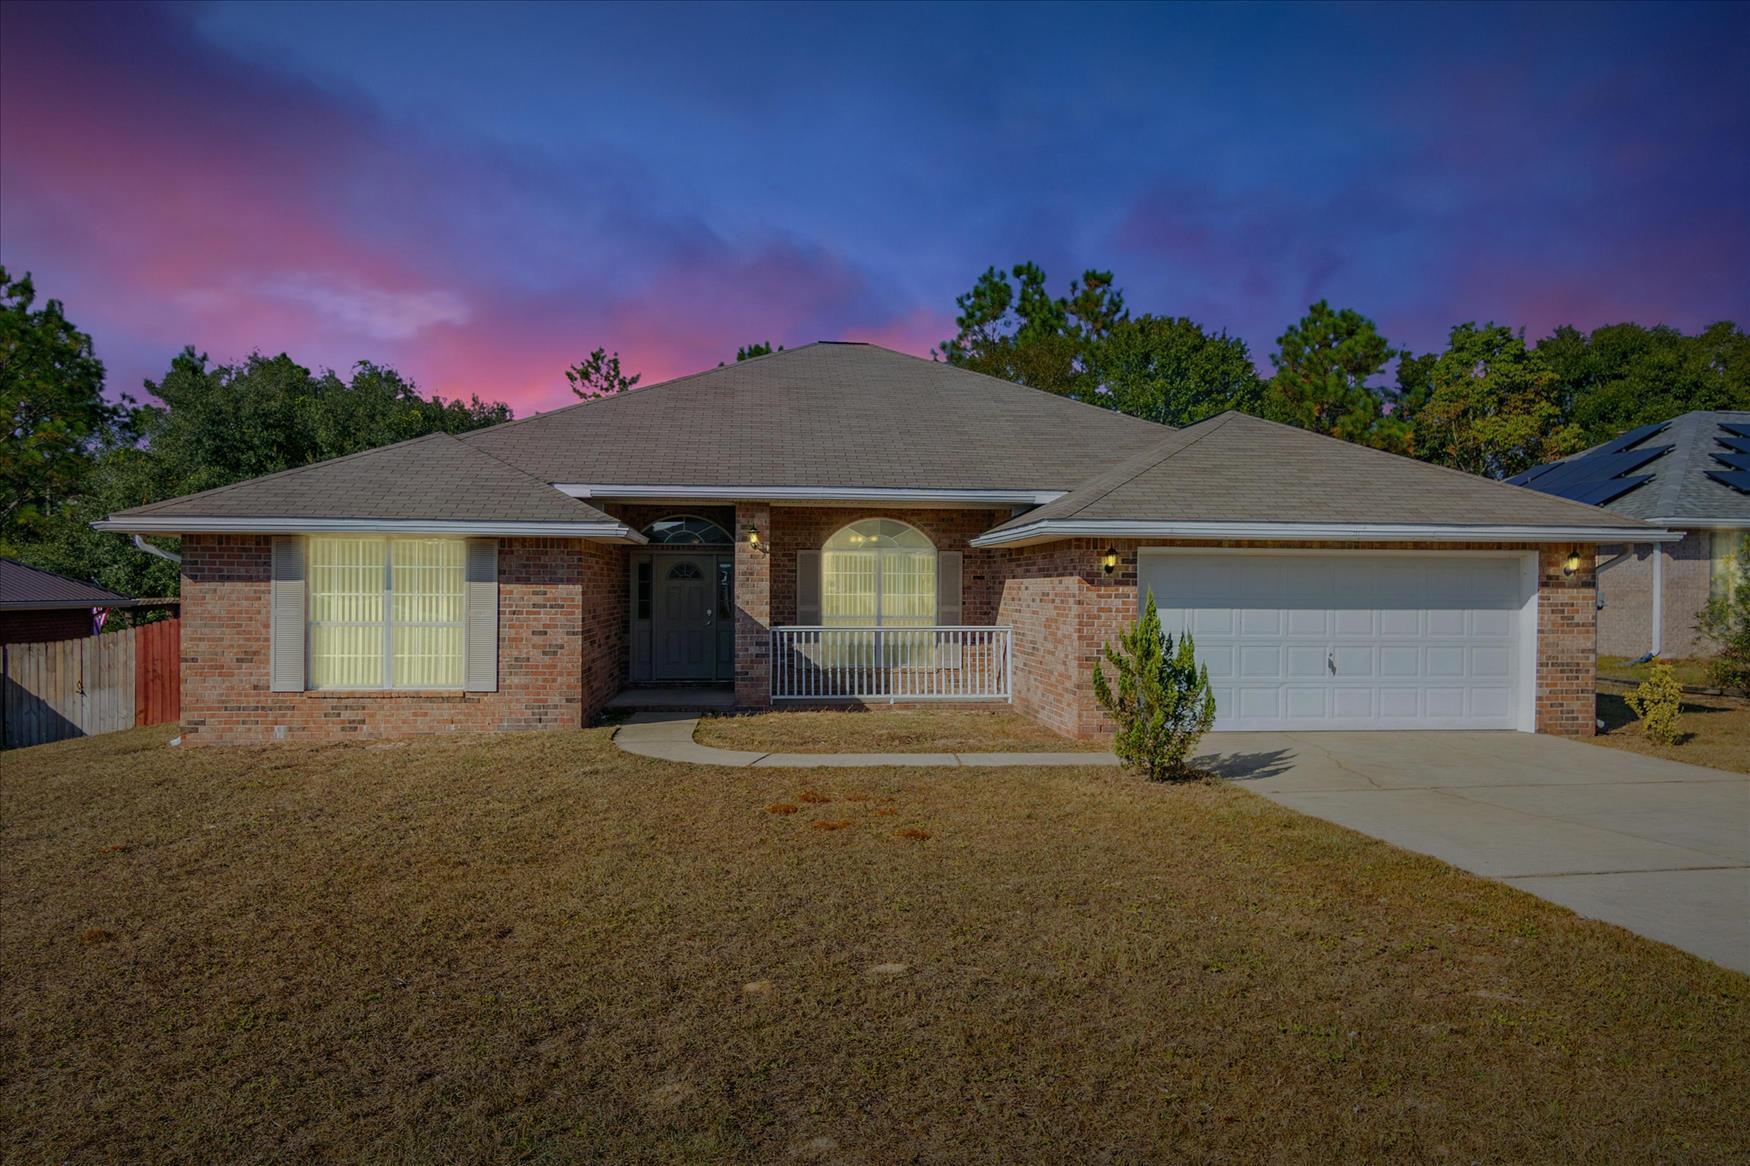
xmin=770 ymin=626 xmax=1013 ymax=702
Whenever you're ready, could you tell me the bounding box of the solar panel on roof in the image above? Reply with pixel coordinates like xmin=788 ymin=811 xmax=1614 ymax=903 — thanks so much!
xmin=1714 ymin=452 xmax=1750 ymax=472
xmin=1507 ymin=462 xmax=1560 ymax=487
xmin=1567 ymin=475 xmax=1655 ymax=507
xmin=1718 ymin=436 xmax=1750 ymax=456
xmin=1721 ymin=422 xmax=1750 ymax=440
xmin=1597 ymin=420 xmax=1670 ymax=455
xmin=1706 ymin=470 xmax=1750 ymax=494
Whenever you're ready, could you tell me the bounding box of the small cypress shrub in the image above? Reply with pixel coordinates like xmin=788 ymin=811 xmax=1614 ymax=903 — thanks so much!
xmin=1092 ymin=590 xmax=1217 ymax=780
xmin=1624 ymin=661 xmax=1684 ymax=746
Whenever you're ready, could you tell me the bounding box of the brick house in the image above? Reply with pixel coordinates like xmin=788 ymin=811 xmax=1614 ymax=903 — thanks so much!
xmin=96 ymin=343 xmax=1669 ymax=746
xmin=1512 ymin=412 xmax=1749 ymax=660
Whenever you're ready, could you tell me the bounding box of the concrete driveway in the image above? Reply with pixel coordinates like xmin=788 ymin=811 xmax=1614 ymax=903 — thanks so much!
xmin=1196 ymin=731 xmax=1749 ymax=974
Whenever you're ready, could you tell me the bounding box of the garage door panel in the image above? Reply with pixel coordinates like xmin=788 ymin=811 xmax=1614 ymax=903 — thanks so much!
xmin=1140 ymin=552 xmax=1524 ymax=731
xmin=1472 ymin=687 xmax=1512 ymax=718
xmin=1380 ymin=689 xmax=1421 ymax=718
xmin=1239 ymin=646 xmax=1282 ymax=678
xmin=1379 ymin=608 xmax=1421 ymax=636
xmin=1380 ymin=645 xmax=1421 ymax=677
xmin=1472 ymin=646 xmax=1511 ymax=677
xmin=1426 ymin=645 xmax=1466 ymax=677
xmin=1426 ymin=609 xmax=1467 ymax=637
xmin=1286 ymin=646 xmax=1326 ymax=677
xmin=1332 ymin=688 xmax=1374 ymax=718
xmin=1425 ymin=687 xmax=1466 ymax=717
xmin=1285 ymin=687 xmax=1328 ymax=718
xmin=1332 ymin=645 xmax=1374 ymax=677
xmin=1334 ymin=609 xmax=1375 ymax=635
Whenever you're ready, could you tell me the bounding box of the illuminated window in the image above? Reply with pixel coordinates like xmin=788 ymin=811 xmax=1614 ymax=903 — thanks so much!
xmin=821 ymin=519 xmax=936 ymax=627
xmin=307 ymin=537 xmax=465 ymax=689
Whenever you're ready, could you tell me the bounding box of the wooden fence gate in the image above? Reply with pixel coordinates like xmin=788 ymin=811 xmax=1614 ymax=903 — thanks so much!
xmin=1 ymin=619 xmax=181 ymax=749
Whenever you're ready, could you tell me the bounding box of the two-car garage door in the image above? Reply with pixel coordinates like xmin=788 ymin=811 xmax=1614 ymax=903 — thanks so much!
xmin=1138 ymin=552 xmax=1532 ymax=731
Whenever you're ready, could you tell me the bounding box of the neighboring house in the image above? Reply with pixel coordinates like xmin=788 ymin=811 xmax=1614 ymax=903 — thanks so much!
xmin=95 ymin=342 xmax=1666 ymax=746
xmin=1512 ymin=412 xmax=1750 ymax=659
xmin=1 ymin=558 xmax=136 ymax=646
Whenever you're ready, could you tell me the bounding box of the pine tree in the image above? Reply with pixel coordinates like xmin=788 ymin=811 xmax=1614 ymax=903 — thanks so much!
xmin=1092 ymin=591 xmax=1217 ymax=779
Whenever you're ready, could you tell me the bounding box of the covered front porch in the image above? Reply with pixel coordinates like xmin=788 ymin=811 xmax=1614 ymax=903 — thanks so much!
xmin=603 ymin=502 xmax=1018 ymax=710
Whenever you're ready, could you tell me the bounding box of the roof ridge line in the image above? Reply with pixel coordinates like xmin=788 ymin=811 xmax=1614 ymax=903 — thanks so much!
xmin=1047 ymin=413 xmax=1236 ymax=521
xmin=457 ymin=433 xmax=619 ymax=519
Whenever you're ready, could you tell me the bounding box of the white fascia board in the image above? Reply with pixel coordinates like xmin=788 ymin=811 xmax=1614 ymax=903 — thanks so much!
xmin=92 ymin=517 xmax=649 ymax=543
xmin=969 ymin=519 xmax=1682 ymax=548
xmin=557 ymin=484 xmax=1066 ymax=506
xmin=1647 ymin=516 xmax=1750 ymax=529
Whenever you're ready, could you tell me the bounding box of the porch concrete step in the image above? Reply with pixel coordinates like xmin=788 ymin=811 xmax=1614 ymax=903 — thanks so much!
xmin=604 ymin=686 xmax=736 ymax=712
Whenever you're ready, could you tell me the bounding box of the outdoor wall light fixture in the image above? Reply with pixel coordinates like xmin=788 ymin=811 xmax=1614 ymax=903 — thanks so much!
xmin=1102 ymin=546 xmax=1119 ymax=576
xmin=744 ymin=524 xmax=762 ymax=548
xmin=1563 ymin=549 xmax=1583 ymax=576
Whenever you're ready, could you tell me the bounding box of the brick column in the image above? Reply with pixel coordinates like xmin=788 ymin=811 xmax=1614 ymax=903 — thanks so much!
xmin=1536 ymin=544 xmax=1597 ymax=737
xmin=734 ymin=501 xmax=772 ymax=709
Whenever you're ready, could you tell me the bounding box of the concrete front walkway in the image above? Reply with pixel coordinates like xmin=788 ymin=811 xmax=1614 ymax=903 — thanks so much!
xmin=1218 ymin=730 xmax=1750 ymax=974
xmin=612 ymin=712 xmax=1121 ymax=768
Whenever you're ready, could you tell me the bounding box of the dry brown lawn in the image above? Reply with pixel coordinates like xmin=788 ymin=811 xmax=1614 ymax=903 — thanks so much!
xmin=3 ymin=726 xmax=1747 ymax=1163
xmin=694 ymin=708 xmax=1107 ymax=753
xmin=1593 ymin=683 xmax=1750 ymax=774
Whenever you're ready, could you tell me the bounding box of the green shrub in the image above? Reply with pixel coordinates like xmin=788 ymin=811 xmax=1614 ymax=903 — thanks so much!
xmin=1092 ymin=590 xmax=1217 ymax=780
xmin=1624 ymin=661 xmax=1684 ymax=746
xmin=1697 ymin=535 xmax=1749 ymax=694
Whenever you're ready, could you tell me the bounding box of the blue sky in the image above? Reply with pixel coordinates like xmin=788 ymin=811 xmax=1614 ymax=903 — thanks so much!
xmin=2 ymin=0 xmax=1745 ymax=412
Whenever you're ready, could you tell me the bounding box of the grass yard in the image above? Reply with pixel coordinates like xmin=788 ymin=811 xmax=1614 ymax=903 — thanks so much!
xmin=1597 ymin=654 xmax=1721 ymax=689
xmin=694 ymin=708 xmax=1107 ymax=753
xmin=3 ymin=728 xmax=1747 ymax=1163
xmin=1594 ymin=683 xmax=1750 ymax=774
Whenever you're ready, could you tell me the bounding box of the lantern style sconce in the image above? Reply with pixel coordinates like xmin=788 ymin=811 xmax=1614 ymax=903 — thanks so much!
xmin=1102 ymin=546 xmax=1119 ymax=576
xmin=744 ymin=523 xmax=762 ymax=549
xmin=1563 ymin=548 xmax=1582 ymax=577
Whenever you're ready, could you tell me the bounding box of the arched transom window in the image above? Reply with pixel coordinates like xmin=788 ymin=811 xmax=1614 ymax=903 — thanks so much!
xmin=822 ymin=519 xmax=936 ymax=627
xmin=643 ymin=515 xmax=732 ymax=545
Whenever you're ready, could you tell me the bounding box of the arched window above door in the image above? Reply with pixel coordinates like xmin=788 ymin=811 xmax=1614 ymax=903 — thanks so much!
xmin=643 ymin=515 xmax=732 ymax=545
xmin=821 ymin=519 xmax=937 ymax=627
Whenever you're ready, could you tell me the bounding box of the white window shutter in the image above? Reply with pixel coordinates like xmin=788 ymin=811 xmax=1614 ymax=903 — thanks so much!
xmin=464 ymin=539 xmax=498 ymax=692
xmin=270 ymin=536 xmax=306 ymax=692
xmin=937 ymin=552 xmax=963 ymax=625
xmin=797 ymin=551 xmax=821 ymax=625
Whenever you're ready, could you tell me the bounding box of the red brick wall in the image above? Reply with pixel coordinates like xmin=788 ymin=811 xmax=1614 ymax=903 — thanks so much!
xmin=734 ymin=502 xmax=772 ymax=708
xmin=179 ymin=535 xmax=625 ymax=745
xmin=991 ymin=540 xmax=1600 ymax=740
xmin=1 ymin=608 xmax=96 ymax=646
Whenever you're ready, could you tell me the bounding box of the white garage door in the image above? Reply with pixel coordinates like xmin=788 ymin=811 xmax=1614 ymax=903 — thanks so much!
xmin=1139 ymin=552 xmax=1530 ymax=731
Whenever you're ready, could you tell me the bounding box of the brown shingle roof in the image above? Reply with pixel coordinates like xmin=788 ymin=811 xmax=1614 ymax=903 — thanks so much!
xmin=460 ymin=342 xmax=1173 ymax=490
xmin=982 ymin=411 xmax=1660 ymax=537
xmin=104 ymin=434 xmax=623 ymax=527
xmin=2 ymin=558 xmax=134 ymax=609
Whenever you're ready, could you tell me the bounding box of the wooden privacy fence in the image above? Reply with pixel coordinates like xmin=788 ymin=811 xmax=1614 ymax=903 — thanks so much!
xmin=2 ymin=619 xmax=180 ymax=749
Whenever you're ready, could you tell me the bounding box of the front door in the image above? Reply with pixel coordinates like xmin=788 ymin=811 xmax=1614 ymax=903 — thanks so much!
xmin=655 ymin=556 xmax=717 ymax=680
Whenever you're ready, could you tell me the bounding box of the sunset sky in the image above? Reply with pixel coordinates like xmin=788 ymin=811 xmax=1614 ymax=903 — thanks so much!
xmin=3 ymin=0 xmax=1746 ymax=415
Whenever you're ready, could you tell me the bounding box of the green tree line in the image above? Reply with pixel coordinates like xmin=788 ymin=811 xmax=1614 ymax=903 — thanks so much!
xmin=940 ymin=263 xmax=1750 ymax=477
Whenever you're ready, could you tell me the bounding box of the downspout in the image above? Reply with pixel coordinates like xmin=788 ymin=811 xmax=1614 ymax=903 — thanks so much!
xmin=132 ymin=534 xmax=181 ymax=565
xmin=1650 ymin=541 xmax=1663 ymax=659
